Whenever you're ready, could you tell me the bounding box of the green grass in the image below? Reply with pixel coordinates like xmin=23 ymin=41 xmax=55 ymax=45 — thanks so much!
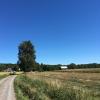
xmin=14 ymin=74 xmax=98 ymax=100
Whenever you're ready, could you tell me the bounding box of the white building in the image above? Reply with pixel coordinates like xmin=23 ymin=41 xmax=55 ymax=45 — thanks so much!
xmin=60 ymin=66 xmax=68 ymax=70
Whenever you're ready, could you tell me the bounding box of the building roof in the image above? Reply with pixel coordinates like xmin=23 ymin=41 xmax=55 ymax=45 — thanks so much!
xmin=61 ymin=66 xmax=67 ymax=69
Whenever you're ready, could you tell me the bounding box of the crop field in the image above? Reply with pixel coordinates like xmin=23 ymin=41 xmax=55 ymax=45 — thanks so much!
xmin=15 ymin=69 xmax=100 ymax=100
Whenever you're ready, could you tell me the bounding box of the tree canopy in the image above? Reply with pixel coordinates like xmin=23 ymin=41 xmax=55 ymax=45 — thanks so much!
xmin=18 ymin=40 xmax=36 ymax=72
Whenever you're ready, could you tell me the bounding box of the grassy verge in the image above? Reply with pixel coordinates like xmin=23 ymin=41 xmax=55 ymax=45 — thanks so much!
xmin=14 ymin=74 xmax=97 ymax=100
xmin=0 ymin=72 xmax=10 ymax=80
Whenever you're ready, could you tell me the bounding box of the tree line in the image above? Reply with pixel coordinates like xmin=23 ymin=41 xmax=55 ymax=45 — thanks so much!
xmin=0 ymin=63 xmax=61 ymax=72
xmin=0 ymin=64 xmax=19 ymax=71
xmin=36 ymin=63 xmax=61 ymax=71
xmin=0 ymin=63 xmax=100 ymax=72
xmin=67 ymin=63 xmax=100 ymax=69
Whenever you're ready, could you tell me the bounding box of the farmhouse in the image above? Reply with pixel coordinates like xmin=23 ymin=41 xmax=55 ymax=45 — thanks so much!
xmin=4 ymin=68 xmax=12 ymax=72
xmin=60 ymin=66 xmax=68 ymax=70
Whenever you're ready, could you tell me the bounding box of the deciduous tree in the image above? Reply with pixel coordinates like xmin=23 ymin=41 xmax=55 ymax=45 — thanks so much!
xmin=18 ymin=40 xmax=36 ymax=72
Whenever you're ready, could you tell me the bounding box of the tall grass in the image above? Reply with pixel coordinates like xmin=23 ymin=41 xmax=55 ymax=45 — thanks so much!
xmin=14 ymin=75 xmax=96 ymax=100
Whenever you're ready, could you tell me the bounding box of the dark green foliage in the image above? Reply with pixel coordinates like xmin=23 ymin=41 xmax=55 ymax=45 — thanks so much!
xmin=40 ymin=64 xmax=61 ymax=71
xmin=18 ymin=40 xmax=36 ymax=72
xmin=67 ymin=63 xmax=100 ymax=69
xmin=0 ymin=63 xmax=19 ymax=71
xmin=39 ymin=63 xmax=100 ymax=71
xmin=67 ymin=63 xmax=76 ymax=69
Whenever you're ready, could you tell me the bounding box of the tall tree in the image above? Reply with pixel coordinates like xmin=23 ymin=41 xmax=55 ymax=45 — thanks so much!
xmin=18 ymin=40 xmax=36 ymax=72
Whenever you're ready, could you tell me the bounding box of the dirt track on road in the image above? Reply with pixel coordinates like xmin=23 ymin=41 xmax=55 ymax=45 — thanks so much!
xmin=0 ymin=75 xmax=16 ymax=100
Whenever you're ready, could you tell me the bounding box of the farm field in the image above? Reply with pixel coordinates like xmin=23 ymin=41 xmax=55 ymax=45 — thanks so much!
xmin=15 ymin=69 xmax=100 ymax=100
xmin=56 ymin=68 xmax=100 ymax=73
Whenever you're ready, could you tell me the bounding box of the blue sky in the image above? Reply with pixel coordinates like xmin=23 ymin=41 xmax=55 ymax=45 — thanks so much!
xmin=0 ymin=0 xmax=100 ymax=64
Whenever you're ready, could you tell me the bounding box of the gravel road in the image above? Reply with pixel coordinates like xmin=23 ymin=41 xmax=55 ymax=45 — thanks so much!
xmin=0 ymin=75 xmax=16 ymax=100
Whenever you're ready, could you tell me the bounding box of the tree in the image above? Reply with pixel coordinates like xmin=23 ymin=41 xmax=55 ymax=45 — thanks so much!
xmin=18 ymin=40 xmax=36 ymax=72
xmin=67 ymin=63 xmax=76 ymax=69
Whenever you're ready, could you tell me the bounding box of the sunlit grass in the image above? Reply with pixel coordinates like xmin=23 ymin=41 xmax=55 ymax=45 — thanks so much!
xmin=0 ymin=72 xmax=9 ymax=80
xmin=15 ymin=75 xmax=93 ymax=100
xmin=16 ymin=72 xmax=23 ymax=75
xmin=14 ymin=70 xmax=100 ymax=100
xmin=0 ymin=72 xmax=10 ymax=75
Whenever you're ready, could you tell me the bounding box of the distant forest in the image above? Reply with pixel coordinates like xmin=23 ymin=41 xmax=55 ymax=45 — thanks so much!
xmin=67 ymin=63 xmax=100 ymax=69
xmin=0 ymin=64 xmax=19 ymax=71
xmin=0 ymin=63 xmax=100 ymax=71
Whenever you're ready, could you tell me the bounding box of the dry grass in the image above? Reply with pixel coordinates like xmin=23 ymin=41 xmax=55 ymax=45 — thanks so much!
xmin=0 ymin=72 xmax=10 ymax=75
xmin=15 ymin=69 xmax=100 ymax=100
xmin=0 ymin=72 xmax=10 ymax=80
xmin=27 ymin=71 xmax=100 ymax=95
xmin=56 ymin=68 xmax=100 ymax=73
xmin=27 ymin=71 xmax=100 ymax=82
xmin=16 ymin=72 xmax=23 ymax=75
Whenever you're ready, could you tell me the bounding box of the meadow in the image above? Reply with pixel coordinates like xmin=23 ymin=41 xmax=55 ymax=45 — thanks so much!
xmin=14 ymin=69 xmax=100 ymax=100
